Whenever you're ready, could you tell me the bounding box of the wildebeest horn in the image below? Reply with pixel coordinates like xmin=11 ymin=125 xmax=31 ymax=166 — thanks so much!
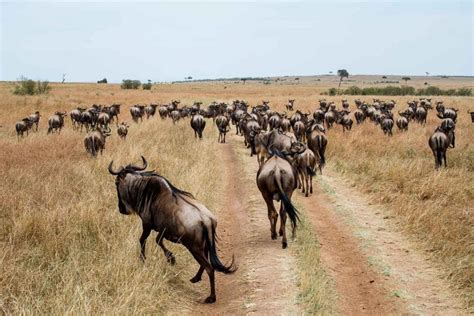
xmin=108 ymin=161 xmax=123 ymax=175
xmin=130 ymin=156 xmax=147 ymax=171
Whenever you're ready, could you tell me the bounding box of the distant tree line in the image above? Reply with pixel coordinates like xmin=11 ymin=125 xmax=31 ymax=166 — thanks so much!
xmin=324 ymin=85 xmax=472 ymax=96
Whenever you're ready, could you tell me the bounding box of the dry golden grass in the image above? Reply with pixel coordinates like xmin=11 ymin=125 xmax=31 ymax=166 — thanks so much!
xmin=0 ymin=78 xmax=472 ymax=311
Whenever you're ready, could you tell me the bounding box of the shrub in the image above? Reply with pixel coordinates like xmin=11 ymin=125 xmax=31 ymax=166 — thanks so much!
xmin=97 ymin=78 xmax=108 ymax=84
xmin=326 ymin=85 xmax=471 ymax=96
xmin=328 ymin=88 xmax=338 ymax=96
xmin=142 ymin=83 xmax=152 ymax=90
xmin=13 ymin=77 xmax=50 ymax=95
xmin=121 ymin=79 xmax=141 ymax=89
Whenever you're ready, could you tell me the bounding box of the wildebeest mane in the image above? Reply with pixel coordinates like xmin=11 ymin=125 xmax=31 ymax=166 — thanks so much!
xmin=124 ymin=166 xmax=195 ymax=208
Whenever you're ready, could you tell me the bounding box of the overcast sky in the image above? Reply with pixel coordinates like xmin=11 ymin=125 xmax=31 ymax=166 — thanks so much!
xmin=1 ymin=0 xmax=472 ymax=83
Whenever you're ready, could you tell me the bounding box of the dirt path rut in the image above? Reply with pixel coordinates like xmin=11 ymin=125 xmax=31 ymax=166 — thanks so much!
xmin=294 ymin=168 xmax=465 ymax=315
xmin=185 ymin=136 xmax=300 ymax=315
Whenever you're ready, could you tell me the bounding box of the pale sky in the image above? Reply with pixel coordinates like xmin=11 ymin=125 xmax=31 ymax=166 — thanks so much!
xmin=1 ymin=0 xmax=473 ymax=83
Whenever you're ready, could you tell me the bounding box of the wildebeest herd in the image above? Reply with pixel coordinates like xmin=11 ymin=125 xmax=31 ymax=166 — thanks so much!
xmin=12 ymin=97 xmax=471 ymax=303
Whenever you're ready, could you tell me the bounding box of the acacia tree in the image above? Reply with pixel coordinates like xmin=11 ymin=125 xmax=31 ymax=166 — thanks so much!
xmin=402 ymin=76 xmax=411 ymax=85
xmin=337 ymin=69 xmax=349 ymax=87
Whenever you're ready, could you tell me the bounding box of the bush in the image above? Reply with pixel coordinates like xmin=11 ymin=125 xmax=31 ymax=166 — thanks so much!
xmin=142 ymin=80 xmax=152 ymax=90
xmin=121 ymin=79 xmax=141 ymax=89
xmin=13 ymin=77 xmax=50 ymax=95
xmin=97 ymin=78 xmax=107 ymax=84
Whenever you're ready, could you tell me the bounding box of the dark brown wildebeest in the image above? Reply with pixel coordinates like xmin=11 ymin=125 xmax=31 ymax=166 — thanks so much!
xmin=268 ymin=113 xmax=281 ymax=130
xmin=288 ymin=142 xmax=317 ymax=197
xmin=396 ymin=116 xmax=409 ymax=131
xmin=191 ymin=114 xmax=206 ymax=138
xmin=292 ymin=120 xmax=306 ymax=142
xmin=468 ymin=110 xmax=474 ymax=123
xmin=27 ymin=111 xmax=41 ymax=131
xmin=130 ymin=105 xmax=145 ymax=123
xmin=286 ymin=99 xmax=295 ymax=111
xmin=280 ymin=116 xmax=291 ymax=133
xmin=306 ymin=121 xmax=327 ymax=173
xmin=335 ymin=110 xmax=353 ymax=132
xmin=379 ymin=115 xmax=394 ymax=136
xmin=257 ymin=153 xmax=300 ymax=249
xmin=324 ymin=109 xmax=336 ymax=129
xmin=15 ymin=118 xmax=33 ymax=140
xmin=170 ymin=110 xmax=181 ymax=124
xmin=117 ymin=122 xmax=129 ymax=139
xmin=107 ymin=103 xmax=121 ymax=124
xmin=158 ymin=106 xmax=168 ymax=119
xmin=313 ymin=109 xmax=325 ymax=124
xmin=354 ymin=108 xmax=365 ymax=124
xmin=436 ymin=103 xmax=458 ymax=123
xmin=145 ymin=104 xmax=159 ymax=119
xmin=70 ymin=108 xmax=85 ymax=130
xmin=84 ymin=126 xmax=111 ymax=156
xmin=47 ymin=111 xmax=67 ymax=134
xmin=98 ymin=112 xmax=111 ymax=129
xmin=429 ymin=124 xmax=455 ymax=169
xmin=215 ymin=115 xmax=230 ymax=143
xmin=108 ymin=157 xmax=236 ymax=303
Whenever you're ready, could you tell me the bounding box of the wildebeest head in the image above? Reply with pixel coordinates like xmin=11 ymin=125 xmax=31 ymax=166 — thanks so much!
xmin=108 ymin=156 xmax=149 ymax=215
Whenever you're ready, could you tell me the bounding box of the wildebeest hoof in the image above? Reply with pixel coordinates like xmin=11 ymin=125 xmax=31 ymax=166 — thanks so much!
xmin=204 ymin=296 xmax=216 ymax=304
xmin=271 ymin=234 xmax=277 ymax=240
xmin=282 ymin=241 xmax=288 ymax=249
xmin=190 ymin=276 xmax=201 ymax=283
xmin=279 ymin=231 xmax=283 ymax=236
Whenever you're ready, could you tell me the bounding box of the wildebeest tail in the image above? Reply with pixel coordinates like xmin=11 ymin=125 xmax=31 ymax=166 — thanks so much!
xmin=203 ymin=223 xmax=237 ymax=274
xmin=317 ymin=136 xmax=326 ymax=168
xmin=274 ymin=170 xmax=300 ymax=233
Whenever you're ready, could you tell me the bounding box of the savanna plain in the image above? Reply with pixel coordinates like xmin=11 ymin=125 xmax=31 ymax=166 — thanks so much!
xmin=0 ymin=76 xmax=472 ymax=314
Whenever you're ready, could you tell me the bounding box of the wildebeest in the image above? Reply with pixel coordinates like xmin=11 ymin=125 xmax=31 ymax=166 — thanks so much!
xmin=354 ymin=109 xmax=365 ymax=124
xmin=428 ymin=125 xmax=454 ymax=169
xmin=396 ymin=116 xmax=409 ymax=131
xmin=117 ymin=122 xmax=129 ymax=139
xmin=436 ymin=103 xmax=458 ymax=123
xmin=98 ymin=112 xmax=111 ymax=129
xmin=145 ymin=104 xmax=159 ymax=119
xmin=379 ymin=115 xmax=394 ymax=136
xmin=84 ymin=126 xmax=111 ymax=156
xmin=27 ymin=111 xmax=41 ymax=131
xmin=292 ymin=120 xmax=306 ymax=141
xmin=256 ymin=153 xmax=300 ymax=249
xmin=70 ymin=108 xmax=85 ymax=130
xmin=130 ymin=105 xmax=145 ymax=123
xmin=158 ymin=106 xmax=168 ymax=119
xmin=305 ymin=122 xmax=327 ymax=173
xmin=292 ymin=142 xmax=317 ymax=197
xmin=280 ymin=116 xmax=291 ymax=133
xmin=215 ymin=115 xmax=230 ymax=143
xmin=108 ymin=104 xmax=121 ymax=124
xmin=15 ymin=118 xmax=33 ymax=140
xmin=108 ymin=157 xmax=236 ymax=303
xmin=47 ymin=112 xmax=67 ymax=134
xmin=170 ymin=110 xmax=181 ymax=124
xmin=191 ymin=114 xmax=206 ymax=138
xmin=335 ymin=110 xmax=353 ymax=132
xmin=286 ymin=99 xmax=295 ymax=111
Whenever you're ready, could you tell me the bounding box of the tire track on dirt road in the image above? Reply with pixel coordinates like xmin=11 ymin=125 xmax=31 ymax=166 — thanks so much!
xmin=183 ymin=136 xmax=300 ymax=315
xmin=294 ymin=168 xmax=466 ymax=315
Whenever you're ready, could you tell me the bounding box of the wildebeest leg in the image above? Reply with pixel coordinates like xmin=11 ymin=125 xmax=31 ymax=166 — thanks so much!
xmin=263 ymin=195 xmax=278 ymax=240
xmin=309 ymin=174 xmax=313 ymax=194
xmin=443 ymin=151 xmax=447 ymax=168
xmin=279 ymin=202 xmax=288 ymax=249
xmin=139 ymin=225 xmax=151 ymax=261
xmin=156 ymin=233 xmax=176 ymax=265
xmin=189 ymin=247 xmax=216 ymax=303
xmin=191 ymin=266 xmax=205 ymax=283
xmin=305 ymin=171 xmax=310 ymax=197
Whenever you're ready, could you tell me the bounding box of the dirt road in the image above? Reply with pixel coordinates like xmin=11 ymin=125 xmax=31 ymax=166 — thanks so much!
xmin=179 ymin=134 xmax=465 ymax=315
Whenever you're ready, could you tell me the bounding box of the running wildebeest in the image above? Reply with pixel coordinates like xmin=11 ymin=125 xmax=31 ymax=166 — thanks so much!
xmin=47 ymin=112 xmax=67 ymax=134
xmin=257 ymin=152 xmax=300 ymax=249
xmin=108 ymin=157 xmax=236 ymax=303
xmin=84 ymin=126 xmax=111 ymax=156
xmin=191 ymin=114 xmax=206 ymax=139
